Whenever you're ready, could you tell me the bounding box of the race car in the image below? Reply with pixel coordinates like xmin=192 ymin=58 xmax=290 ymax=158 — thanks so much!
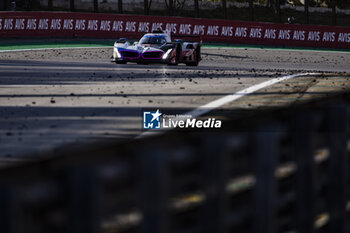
xmin=112 ymin=30 xmax=201 ymax=66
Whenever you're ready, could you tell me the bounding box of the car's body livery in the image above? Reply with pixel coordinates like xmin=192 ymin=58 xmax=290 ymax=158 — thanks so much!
xmin=112 ymin=31 xmax=201 ymax=66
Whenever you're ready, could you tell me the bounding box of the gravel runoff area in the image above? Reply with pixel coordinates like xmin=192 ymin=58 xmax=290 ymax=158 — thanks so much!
xmin=1 ymin=46 xmax=350 ymax=72
xmin=0 ymin=46 xmax=349 ymax=164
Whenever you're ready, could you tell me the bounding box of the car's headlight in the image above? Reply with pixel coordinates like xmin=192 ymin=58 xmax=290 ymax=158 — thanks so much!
xmin=115 ymin=49 xmax=122 ymax=58
xmin=162 ymin=49 xmax=172 ymax=60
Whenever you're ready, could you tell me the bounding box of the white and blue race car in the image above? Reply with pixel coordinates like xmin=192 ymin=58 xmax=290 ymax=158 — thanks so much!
xmin=112 ymin=30 xmax=201 ymax=66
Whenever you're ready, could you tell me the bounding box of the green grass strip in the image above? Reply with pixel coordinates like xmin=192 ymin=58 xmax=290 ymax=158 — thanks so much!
xmin=203 ymin=42 xmax=350 ymax=53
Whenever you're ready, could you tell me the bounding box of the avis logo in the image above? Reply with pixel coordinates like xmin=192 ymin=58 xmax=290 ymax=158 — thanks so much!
xmin=143 ymin=109 xmax=162 ymax=129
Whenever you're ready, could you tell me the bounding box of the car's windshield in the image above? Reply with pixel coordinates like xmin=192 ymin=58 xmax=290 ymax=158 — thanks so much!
xmin=140 ymin=35 xmax=166 ymax=44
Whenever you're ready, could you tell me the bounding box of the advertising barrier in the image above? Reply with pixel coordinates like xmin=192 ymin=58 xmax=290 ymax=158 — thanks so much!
xmin=0 ymin=12 xmax=350 ymax=49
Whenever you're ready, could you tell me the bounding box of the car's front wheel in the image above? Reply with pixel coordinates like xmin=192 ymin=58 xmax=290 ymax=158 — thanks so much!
xmin=167 ymin=45 xmax=180 ymax=66
xmin=186 ymin=47 xmax=200 ymax=66
xmin=168 ymin=54 xmax=178 ymax=66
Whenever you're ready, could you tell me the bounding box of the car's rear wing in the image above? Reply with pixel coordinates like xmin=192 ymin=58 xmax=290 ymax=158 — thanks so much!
xmin=171 ymin=35 xmax=202 ymax=45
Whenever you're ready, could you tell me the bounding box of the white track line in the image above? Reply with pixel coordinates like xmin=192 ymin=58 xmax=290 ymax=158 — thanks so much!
xmin=186 ymin=72 xmax=318 ymax=117
xmin=137 ymin=72 xmax=318 ymax=139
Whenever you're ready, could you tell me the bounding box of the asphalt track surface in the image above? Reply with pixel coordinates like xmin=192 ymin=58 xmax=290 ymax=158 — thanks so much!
xmin=0 ymin=46 xmax=350 ymax=164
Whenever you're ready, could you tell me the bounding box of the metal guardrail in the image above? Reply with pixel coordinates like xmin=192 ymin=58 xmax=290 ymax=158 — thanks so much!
xmin=0 ymin=93 xmax=349 ymax=233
